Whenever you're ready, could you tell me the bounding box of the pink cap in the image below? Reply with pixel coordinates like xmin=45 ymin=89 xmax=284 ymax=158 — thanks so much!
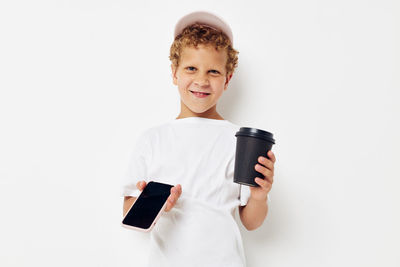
xmin=173 ymin=11 xmax=234 ymax=45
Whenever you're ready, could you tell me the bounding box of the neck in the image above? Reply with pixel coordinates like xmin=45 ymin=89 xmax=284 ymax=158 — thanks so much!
xmin=176 ymin=101 xmax=224 ymax=120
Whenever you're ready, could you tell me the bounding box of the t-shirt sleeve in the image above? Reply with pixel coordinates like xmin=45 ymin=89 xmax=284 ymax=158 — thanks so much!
xmin=121 ymin=132 xmax=152 ymax=198
xmin=239 ymin=185 xmax=251 ymax=206
xmin=239 ymin=186 xmax=271 ymax=206
xmin=227 ymin=154 xmax=252 ymax=206
xmin=239 ymin=185 xmax=271 ymax=206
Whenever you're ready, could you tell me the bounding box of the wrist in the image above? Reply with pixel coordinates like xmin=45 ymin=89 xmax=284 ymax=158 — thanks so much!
xmin=249 ymin=193 xmax=269 ymax=204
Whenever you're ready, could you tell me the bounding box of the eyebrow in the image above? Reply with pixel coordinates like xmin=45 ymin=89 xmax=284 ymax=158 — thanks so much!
xmin=183 ymin=65 xmax=223 ymax=73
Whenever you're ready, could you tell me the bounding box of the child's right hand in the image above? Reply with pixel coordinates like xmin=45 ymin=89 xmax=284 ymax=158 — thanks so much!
xmin=136 ymin=181 xmax=182 ymax=212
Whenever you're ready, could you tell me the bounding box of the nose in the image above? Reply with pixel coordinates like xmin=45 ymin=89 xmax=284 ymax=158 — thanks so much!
xmin=194 ymin=73 xmax=209 ymax=87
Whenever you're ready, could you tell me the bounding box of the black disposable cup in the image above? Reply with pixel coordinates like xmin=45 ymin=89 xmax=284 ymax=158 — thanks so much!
xmin=234 ymin=127 xmax=275 ymax=187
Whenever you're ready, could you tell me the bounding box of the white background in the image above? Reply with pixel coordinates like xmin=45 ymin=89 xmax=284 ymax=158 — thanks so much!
xmin=1 ymin=0 xmax=399 ymax=266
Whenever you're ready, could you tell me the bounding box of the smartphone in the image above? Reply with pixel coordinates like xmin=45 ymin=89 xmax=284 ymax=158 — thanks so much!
xmin=122 ymin=181 xmax=174 ymax=232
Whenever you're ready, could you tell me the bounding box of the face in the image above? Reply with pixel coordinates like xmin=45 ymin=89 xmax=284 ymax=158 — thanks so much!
xmin=171 ymin=44 xmax=233 ymax=117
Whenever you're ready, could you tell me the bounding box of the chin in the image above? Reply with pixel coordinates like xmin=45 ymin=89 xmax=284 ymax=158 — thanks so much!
xmin=189 ymin=107 xmax=210 ymax=114
xmin=181 ymin=100 xmax=210 ymax=114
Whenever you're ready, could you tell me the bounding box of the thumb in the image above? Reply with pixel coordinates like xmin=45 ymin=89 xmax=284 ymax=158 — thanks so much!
xmin=136 ymin=181 xmax=147 ymax=191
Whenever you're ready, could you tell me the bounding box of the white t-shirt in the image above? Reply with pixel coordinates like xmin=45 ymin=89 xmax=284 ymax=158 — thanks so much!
xmin=121 ymin=117 xmax=253 ymax=267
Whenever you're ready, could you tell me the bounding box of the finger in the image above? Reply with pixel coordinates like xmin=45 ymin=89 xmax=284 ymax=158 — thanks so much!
xmin=268 ymin=150 xmax=276 ymax=163
xmin=255 ymin=164 xmax=273 ymax=178
xmin=172 ymin=185 xmax=182 ymax=201
xmin=166 ymin=195 xmax=177 ymax=212
xmin=255 ymin=177 xmax=272 ymax=190
xmin=171 ymin=185 xmax=181 ymax=197
xmin=258 ymin=156 xmax=274 ymax=171
xmin=165 ymin=201 xmax=172 ymax=212
xmin=168 ymin=188 xmax=178 ymax=204
xmin=165 ymin=185 xmax=182 ymax=212
xmin=170 ymin=186 xmax=179 ymax=198
xmin=255 ymin=164 xmax=274 ymax=184
xmin=169 ymin=195 xmax=175 ymax=204
xmin=176 ymin=184 xmax=182 ymax=197
xmin=265 ymin=174 xmax=274 ymax=184
xmin=165 ymin=196 xmax=175 ymax=212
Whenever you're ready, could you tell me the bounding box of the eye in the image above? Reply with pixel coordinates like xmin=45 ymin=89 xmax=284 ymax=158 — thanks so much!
xmin=186 ymin=66 xmax=196 ymax=71
xmin=209 ymin=70 xmax=220 ymax=75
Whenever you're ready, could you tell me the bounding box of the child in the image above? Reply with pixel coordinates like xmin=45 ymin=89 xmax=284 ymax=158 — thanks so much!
xmin=122 ymin=10 xmax=276 ymax=267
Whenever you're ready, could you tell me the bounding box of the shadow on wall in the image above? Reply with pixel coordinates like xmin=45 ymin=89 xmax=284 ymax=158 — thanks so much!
xmin=234 ymin=168 xmax=294 ymax=262
xmin=218 ymin=65 xmax=246 ymax=121
xmin=221 ymin=59 xmax=295 ymax=262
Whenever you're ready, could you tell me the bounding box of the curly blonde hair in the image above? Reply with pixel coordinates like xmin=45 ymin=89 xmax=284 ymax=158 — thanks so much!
xmin=169 ymin=23 xmax=239 ymax=76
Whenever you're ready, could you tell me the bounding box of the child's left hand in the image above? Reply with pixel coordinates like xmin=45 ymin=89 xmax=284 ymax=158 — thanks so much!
xmin=250 ymin=150 xmax=276 ymax=202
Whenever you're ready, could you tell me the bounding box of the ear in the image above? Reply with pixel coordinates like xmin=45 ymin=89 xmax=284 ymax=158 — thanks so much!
xmin=171 ymin=64 xmax=178 ymax=85
xmin=224 ymin=73 xmax=233 ymax=91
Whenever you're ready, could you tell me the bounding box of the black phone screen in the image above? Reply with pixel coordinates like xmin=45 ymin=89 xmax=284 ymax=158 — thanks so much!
xmin=123 ymin=181 xmax=173 ymax=229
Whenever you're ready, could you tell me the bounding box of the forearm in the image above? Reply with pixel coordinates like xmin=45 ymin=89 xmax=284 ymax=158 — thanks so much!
xmin=239 ymin=196 xmax=268 ymax=231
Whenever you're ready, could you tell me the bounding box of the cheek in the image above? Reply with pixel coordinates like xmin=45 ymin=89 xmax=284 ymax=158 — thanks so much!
xmin=211 ymin=78 xmax=227 ymax=89
xmin=178 ymin=76 xmax=192 ymax=89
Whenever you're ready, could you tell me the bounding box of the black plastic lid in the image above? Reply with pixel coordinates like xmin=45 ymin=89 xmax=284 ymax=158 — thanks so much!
xmin=235 ymin=127 xmax=275 ymax=144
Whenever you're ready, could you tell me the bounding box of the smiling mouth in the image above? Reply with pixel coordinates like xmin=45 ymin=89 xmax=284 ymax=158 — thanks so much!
xmin=190 ymin=90 xmax=211 ymax=95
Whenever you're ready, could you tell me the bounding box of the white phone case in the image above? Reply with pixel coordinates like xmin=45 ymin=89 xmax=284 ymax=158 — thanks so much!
xmin=121 ymin=192 xmax=169 ymax=232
